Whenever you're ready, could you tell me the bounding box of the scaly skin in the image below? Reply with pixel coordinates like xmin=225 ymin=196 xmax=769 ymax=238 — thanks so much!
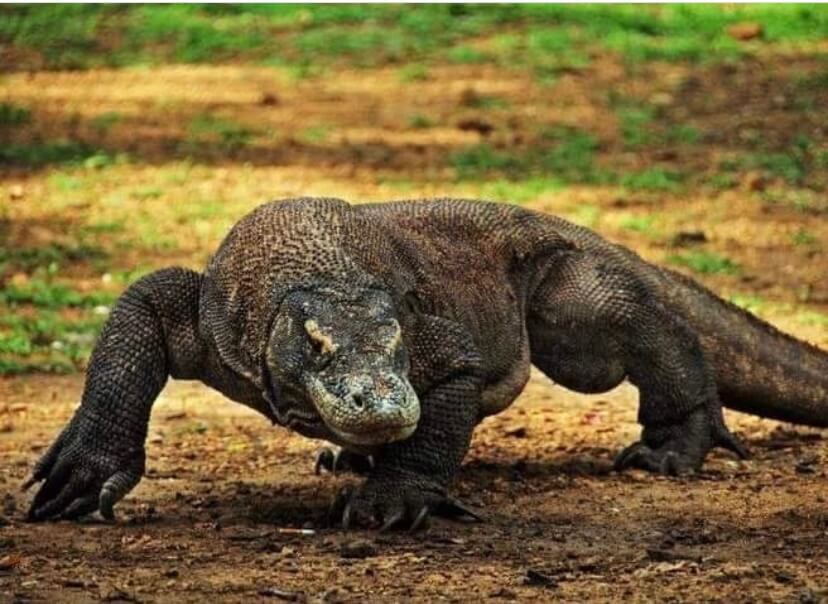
xmin=26 ymin=198 xmax=828 ymax=529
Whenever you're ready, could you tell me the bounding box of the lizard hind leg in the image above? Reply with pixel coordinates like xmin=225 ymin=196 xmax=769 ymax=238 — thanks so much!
xmin=528 ymin=253 xmax=746 ymax=474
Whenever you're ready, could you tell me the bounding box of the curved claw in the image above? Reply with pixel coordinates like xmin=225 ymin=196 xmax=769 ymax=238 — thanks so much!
xmin=614 ymin=442 xmax=649 ymax=472
xmin=436 ymin=496 xmax=484 ymax=523
xmin=715 ymin=424 xmax=750 ymax=460
xmin=409 ymin=506 xmax=430 ymax=532
xmin=342 ymin=501 xmax=353 ymax=531
xmin=379 ymin=510 xmax=406 ymax=533
xmin=315 ymin=449 xmax=336 ymax=475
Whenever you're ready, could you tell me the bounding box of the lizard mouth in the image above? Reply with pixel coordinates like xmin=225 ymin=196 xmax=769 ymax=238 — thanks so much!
xmin=305 ymin=373 xmax=421 ymax=446
xmin=330 ymin=422 xmax=418 ymax=446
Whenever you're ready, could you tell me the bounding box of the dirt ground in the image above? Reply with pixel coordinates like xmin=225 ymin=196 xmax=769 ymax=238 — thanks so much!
xmin=1 ymin=373 xmax=826 ymax=603
xmin=1 ymin=45 xmax=828 ymax=603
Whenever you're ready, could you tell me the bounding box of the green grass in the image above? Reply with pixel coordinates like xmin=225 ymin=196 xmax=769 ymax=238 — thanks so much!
xmin=0 ymin=102 xmax=32 ymax=128
xmin=791 ymin=228 xmax=818 ymax=247
xmin=728 ymin=293 xmax=768 ymax=314
xmin=0 ymin=141 xmax=115 ymax=168
xmin=3 ymin=5 xmax=828 ymax=71
xmin=617 ymin=105 xmax=656 ymax=149
xmin=0 ymin=243 xmax=108 ymax=276
xmin=451 ymin=131 xmax=603 ymax=182
xmin=0 ymin=279 xmax=116 ymax=310
xmin=619 ymin=168 xmax=684 ymax=192
xmin=299 ymin=125 xmax=331 ymax=144
xmin=408 ymin=114 xmax=434 ymax=129
xmin=0 ymin=308 xmax=108 ymax=374
xmin=619 ymin=214 xmax=659 ymax=236
xmin=667 ymin=250 xmax=741 ymax=275
xmin=186 ymin=113 xmax=257 ymax=152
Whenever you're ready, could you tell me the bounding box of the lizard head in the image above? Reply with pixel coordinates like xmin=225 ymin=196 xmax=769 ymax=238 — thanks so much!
xmin=265 ymin=286 xmax=420 ymax=447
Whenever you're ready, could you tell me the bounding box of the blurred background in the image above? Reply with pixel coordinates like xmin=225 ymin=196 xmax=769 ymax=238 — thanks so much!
xmin=0 ymin=4 xmax=826 ymax=374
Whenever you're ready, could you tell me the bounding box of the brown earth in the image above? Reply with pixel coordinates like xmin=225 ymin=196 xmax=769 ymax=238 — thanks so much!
xmin=1 ymin=52 xmax=827 ymax=603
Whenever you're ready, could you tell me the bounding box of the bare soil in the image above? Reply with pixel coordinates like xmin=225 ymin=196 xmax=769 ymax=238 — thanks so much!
xmin=1 ymin=53 xmax=827 ymax=603
xmin=1 ymin=374 xmax=826 ymax=603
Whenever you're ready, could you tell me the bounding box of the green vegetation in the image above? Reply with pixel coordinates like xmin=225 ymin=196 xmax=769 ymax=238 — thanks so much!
xmin=3 ymin=5 xmax=828 ymax=72
xmin=0 ymin=141 xmax=115 ymax=168
xmin=667 ymin=250 xmax=741 ymax=276
xmin=0 ymin=102 xmax=32 ymax=128
xmin=452 ymin=127 xmax=606 ymax=183
xmin=186 ymin=113 xmax=257 ymax=152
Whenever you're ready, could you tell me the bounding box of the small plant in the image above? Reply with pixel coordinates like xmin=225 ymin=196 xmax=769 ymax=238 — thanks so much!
xmin=299 ymin=125 xmax=331 ymax=144
xmin=728 ymin=293 xmax=767 ymax=314
xmin=620 ymin=168 xmax=683 ymax=191
xmin=619 ymin=214 xmax=658 ymax=236
xmin=90 ymin=111 xmax=122 ymax=135
xmin=408 ymin=114 xmax=434 ymax=129
xmin=399 ymin=63 xmax=429 ymax=82
xmin=0 ymin=102 xmax=32 ymax=127
xmin=447 ymin=45 xmax=489 ymax=64
xmin=791 ymin=228 xmax=818 ymax=247
xmin=188 ymin=113 xmax=256 ymax=151
xmin=667 ymin=250 xmax=741 ymax=275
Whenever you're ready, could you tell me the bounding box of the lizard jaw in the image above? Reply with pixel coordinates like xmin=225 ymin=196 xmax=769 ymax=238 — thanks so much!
xmin=304 ymin=373 xmax=421 ymax=446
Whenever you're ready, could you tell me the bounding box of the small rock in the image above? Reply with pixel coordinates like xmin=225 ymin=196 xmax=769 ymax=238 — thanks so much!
xmin=258 ymin=587 xmax=305 ymax=601
xmin=727 ymin=22 xmax=763 ymax=41
xmin=456 ymin=117 xmax=494 ymax=136
xmin=260 ymin=92 xmax=280 ymax=106
xmin=8 ymin=185 xmax=23 ymax=200
xmin=489 ymin=587 xmax=518 ymax=599
xmin=340 ymin=539 xmax=377 ymax=559
xmin=670 ymin=231 xmax=707 ymax=247
xmin=742 ymin=170 xmax=767 ymax=192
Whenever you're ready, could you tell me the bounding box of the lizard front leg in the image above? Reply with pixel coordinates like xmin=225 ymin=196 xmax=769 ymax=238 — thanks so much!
xmin=334 ymin=315 xmax=484 ymax=531
xmin=25 ymin=268 xmax=207 ymax=521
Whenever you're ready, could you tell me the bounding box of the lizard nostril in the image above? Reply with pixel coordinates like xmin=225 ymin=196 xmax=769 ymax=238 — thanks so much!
xmin=351 ymin=393 xmax=364 ymax=409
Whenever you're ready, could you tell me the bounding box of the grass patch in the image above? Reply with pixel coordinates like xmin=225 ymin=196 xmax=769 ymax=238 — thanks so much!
xmin=0 ymin=102 xmax=32 ymax=128
xmin=186 ymin=113 xmax=256 ymax=152
xmin=6 ymin=5 xmax=825 ymax=71
xmin=0 ymin=308 xmax=108 ymax=374
xmin=0 ymin=243 xmax=108 ymax=276
xmin=451 ymin=127 xmax=605 ymax=183
xmin=299 ymin=125 xmax=331 ymax=144
xmin=620 ymin=168 xmax=684 ymax=192
xmin=617 ymin=105 xmax=656 ymax=149
xmin=728 ymin=293 xmax=768 ymax=314
xmin=408 ymin=114 xmax=434 ymax=129
xmin=0 ymin=278 xmax=116 ymax=310
xmin=667 ymin=250 xmax=741 ymax=275
xmin=791 ymin=228 xmax=818 ymax=247
xmin=0 ymin=141 xmax=114 ymax=168
xmin=399 ymin=63 xmax=429 ymax=82
xmin=796 ymin=310 xmax=828 ymax=327
xmin=619 ymin=214 xmax=659 ymax=236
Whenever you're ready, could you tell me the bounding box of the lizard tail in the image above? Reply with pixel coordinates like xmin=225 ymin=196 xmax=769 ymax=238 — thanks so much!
xmin=658 ymin=267 xmax=828 ymax=427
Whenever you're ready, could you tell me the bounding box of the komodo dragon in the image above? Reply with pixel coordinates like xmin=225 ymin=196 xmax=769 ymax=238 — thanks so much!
xmin=25 ymin=198 xmax=828 ymax=530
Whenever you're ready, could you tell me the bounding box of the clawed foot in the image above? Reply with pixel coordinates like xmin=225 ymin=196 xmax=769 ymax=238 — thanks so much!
xmin=314 ymin=447 xmax=375 ymax=476
xmin=23 ymin=418 xmax=145 ymax=521
xmin=328 ymin=473 xmax=482 ymax=532
xmin=614 ymin=406 xmax=749 ymax=476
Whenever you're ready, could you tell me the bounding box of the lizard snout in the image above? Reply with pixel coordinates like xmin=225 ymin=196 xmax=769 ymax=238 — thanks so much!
xmin=306 ymin=371 xmax=420 ymax=446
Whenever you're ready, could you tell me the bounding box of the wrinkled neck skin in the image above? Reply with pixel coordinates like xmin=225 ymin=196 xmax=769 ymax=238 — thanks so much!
xmin=262 ymin=281 xmax=421 ymax=451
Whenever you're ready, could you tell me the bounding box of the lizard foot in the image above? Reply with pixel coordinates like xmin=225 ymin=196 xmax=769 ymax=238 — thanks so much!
xmin=328 ymin=473 xmax=482 ymax=532
xmin=614 ymin=406 xmax=748 ymax=476
xmin=314 ymin=447 xmax=375 ymax=476
xmin=23 ymin=414 xmax=145 ymax=521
